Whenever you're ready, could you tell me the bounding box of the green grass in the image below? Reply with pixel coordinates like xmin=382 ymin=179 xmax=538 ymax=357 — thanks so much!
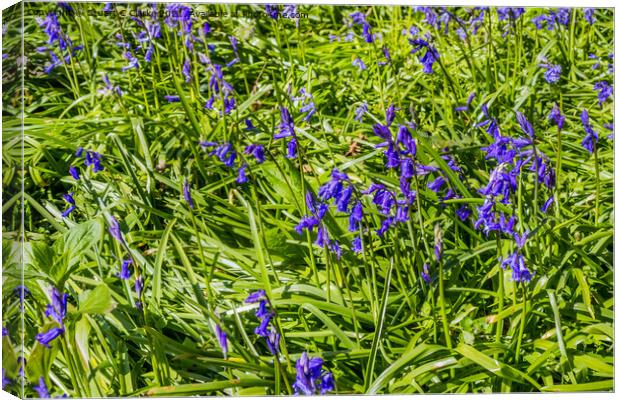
xmin=1 ymin=3 xmax=614 ymax=397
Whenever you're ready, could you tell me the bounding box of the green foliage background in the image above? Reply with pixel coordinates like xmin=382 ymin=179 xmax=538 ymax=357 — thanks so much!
xmin=1 ymin=2 xmax=614 ymax=396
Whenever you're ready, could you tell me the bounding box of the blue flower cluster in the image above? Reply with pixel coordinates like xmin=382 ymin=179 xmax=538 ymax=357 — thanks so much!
xmin=292 ymin=352 xmax=335 ymax=395
xmin=245 ymin=290 xmax=280 ymax=356
xmin=36 ymin=288 xmax=67 ymax=348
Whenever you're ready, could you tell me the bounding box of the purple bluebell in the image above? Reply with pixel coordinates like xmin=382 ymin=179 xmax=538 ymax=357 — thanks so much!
xmin=245 ymin=290 xmax=266 ymax=303
xmin=497 ymin=8 xmax=525 ymax=21
xmin=455 ymin=91 xmax=476 ymax=112
xmin=352 ymin=57 xmax=366 ymax=71
xmin=352 ymin=236 xmax=362 ymax=254
xmin=75 ymin=147 xmax=84 ymax=157
xmin=265 ymin=4 xmax=279 ymax=19
xmin=165 ymin=95 xmax=180 ymax=102
xmin=99 ymin=74 xmax=122 ymax=96
xmin=427 ymin=176 xmax=446 ymax=193
xmin=287 ymin=138 xmax=298 ymax=159
xmin=118 ymin=259 xmax=132 ymax=280
xmin=61 ymin=193 xmax=75 ymax=217
xmin=122 ymin=51 xmax=139 ymax=71
xmin=34 ymin=377 xmax=50 ymax=398
xmin=69 ymin=166 xmax=80 ymax=180
xmin=548 ymin=103 xmax=565 ymax=130
xmin=349 ymin=11 xmax=366 ymax=25
xmin=540 ymin=196 xmax=553 ymax=213
xmin=593 ymin=81 xmax=613 ymax=106
xmin=580 ymin=109 xmax=599 ymax=154
xmin=266 ymin=330 xmax=280 ymax=355
xmin=215 ymin=324 xmax=228 ymax=357
xmin=245 ymin=118 xmax=256 ymax=131
xmin=36 ymin=327 xmax=65 ymax=348
xmin=354 ymin=102 xmax=368 ymax=122
xmin=236 ymin=164 xmax=248 ymax=184
xmin=182 ymin=59 xmax=191 ymax=83
xmin=292 ymin=352 xmax=334 ymax=395
xmin=2 ymin=369 xmax=10 ymax=389
xmin=2 ymin=327 xmax=7 ymax=336
xmin=584 ymin=8 xmax=596 ymax=25
xmin=421 ymin=263 xmax=431 ymax=283
xmin=500 ymin=250 xmax=533 ymax=283
xmin=108 ymin=216 xmax=124 ymax=245
xmin=183 ymin=178 xmax=194 ymax=209
xmin=540 ymin=63 xmax=561 ymax=83
xmin=409 ymin=36 xmax=440 ymax=74
xmin=349 ymin=201 xmax=363 ymax=232
xmin=516 ymin=112 xmax=534 ymax=138
xmin=477 ymin=104 xmax=500 ymax=138
xmin=244 ymin=144 xmax=265 ymax=163
xmin=275 ymin=107 xmax=295 ymax=139
xmin=84 ymin=150 xmax=103 ymax=172
xmin=103 ymin=3 xmax=113 ymax=12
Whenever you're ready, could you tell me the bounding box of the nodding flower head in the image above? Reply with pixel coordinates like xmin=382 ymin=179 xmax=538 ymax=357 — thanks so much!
xmin=108 ymin=216 xmax=124 ymax=245
xmin=183 ymin=178 xmax=194 ymax=209
xmin=548 ymin=103 xmax=565 ymax=130
xmin=118 ymin=258 xmax=133 ymax=280
xmin=293 ymin=352 xmax=335 ymax=395
xmin=215 ymin=324 xmax=228 ymax=357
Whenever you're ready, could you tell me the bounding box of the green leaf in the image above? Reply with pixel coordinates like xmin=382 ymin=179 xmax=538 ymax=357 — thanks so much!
xmin=77 ymin=284 xmax=116 ymax=315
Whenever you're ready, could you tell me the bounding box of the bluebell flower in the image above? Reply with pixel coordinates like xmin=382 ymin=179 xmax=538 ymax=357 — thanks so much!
xmin=548 ymin=103 xmax=565 ymax=130
xmin=434 ymin=240 xmax=442 ymax=262
xmin=349 ymin=11 xmax=366 ymax=25
xmin=122 ymin=51 xmax=139 ymax=71
xmin=244 ymin=144 xmax=265 ymax=163
xmin=34 ymin=377 xmax=50 ymax=398
xmin=118 ymin=259 xmax=132 ymax=280
xmin=540 ymin=63 xmax=561 ymax=83
xmin=182 ymin=59 xmax=191 ymax=83
xmin=354 ymin=102 xmax=368 ymax=122
xmin=165 ymin=95 xmax=180 ymax=102
xmin=421 ymin=263 xmax=431 ymax=283
xmin=275 ymin=106 xmax=295 ymax=139
xmin=455 ymin=91 xmax=476 ymax=112
xmin=68 ymin=166 xmax=80 ymax=180
xmin=409 ymin=36 xmax=440 ymax=74
xmin=266 ymin=330 xmax=280 ymax=355
xmin=287 ymin=138 xmax=298 ymax=159
xmin=108 ymin=216 xmax=124 ymax=245
xmin=265 ymin=4 xmax=279 ymax=19
xmin=2 ymin=369 xmax=10 ymax=389
xmin=98 ymin=74 xmax=122 ymax=96
xmin=584 ymin=8 xmax=596 ymax=24
xmin=427 ymin=176 xmax=446 ymax=193
xmin=580 ymin=109 xmax=599 ymax=153
xmin=183 ymin=178 xmax=194 ymax=209
xmin=593 ymin=81 xmax=613 ymax=106
xmin=84 ymin=150 xmax=103 ymax=172
xmin=352 ymin=57 xmax=366 ymax=71
xmin=352 ymin=236 xmax=362 ymax=253
xmin=2 ymin=327 xmax=7 ymax=337
xmin=215 ymin=324 xmax=228 ymax=357
xmin=245 ymin=290 xmax=266 ymax=303
xmin=134 ymin=276 xmax=143 ymax=308
xmin=75 ymin=147 xmax=84 ymax=157
xmin=477 ymin=104 xmax=500 ymax=138
xmin=362 ymin=23 xmax=374 ymax=43
xmin=497 ymin=7 xmax=525 ymax=21
xmin=236 ymin=164 xmax=248 ymax=184
xmin=348 ymin=201 xmax=363 ymax=232
xmin=245 ymin=118 xmax=256 ymax=131
xmin=376 ymin=216 xmax=395 ymax=237
xmin=293 ymin=352 xmax=334 ymax=395
xmin=500 ymin=250 xmax=533 ymax=283
xmin=61 ymin=193 xmax=75 ymax=217
xmin=516 ymin=112 xmax=534 ymax=138
xmin=103 ymin=3 xmax=114 ymax=12
xmin=36 ymin=327 xmax=65 ymax=348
